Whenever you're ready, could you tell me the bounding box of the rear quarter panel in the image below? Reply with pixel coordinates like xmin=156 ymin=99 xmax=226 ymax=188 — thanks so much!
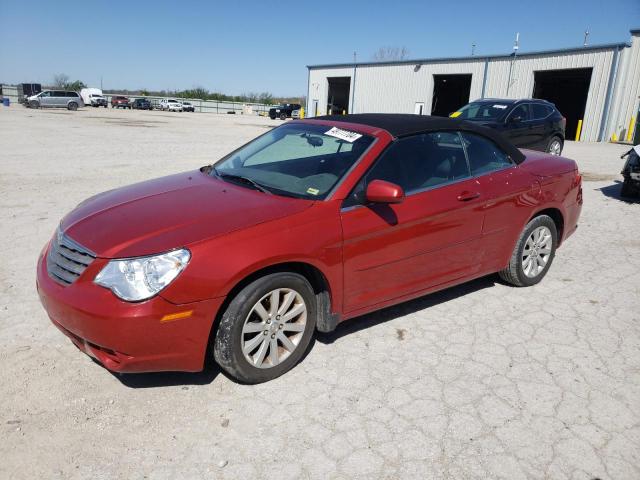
xmin=518 ymin=150 xmax=582 ymax=245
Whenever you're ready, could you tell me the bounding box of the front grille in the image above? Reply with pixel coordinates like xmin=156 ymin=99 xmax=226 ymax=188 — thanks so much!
xmin=47 ymin=229 xmax=96 ymax=286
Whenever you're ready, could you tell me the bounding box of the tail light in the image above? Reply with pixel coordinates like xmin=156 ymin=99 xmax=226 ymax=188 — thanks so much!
xmin=574 ymin=170 xmax=583 ymax=204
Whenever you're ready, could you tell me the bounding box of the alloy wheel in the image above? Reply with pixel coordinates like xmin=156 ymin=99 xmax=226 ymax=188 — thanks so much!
xmin=522 ymin=226 xmax=552 ymax=278
xmin=549 ymin=140 xmax=562 ymax=155
xmin=241 ymin=288 xmax=307 ymax=369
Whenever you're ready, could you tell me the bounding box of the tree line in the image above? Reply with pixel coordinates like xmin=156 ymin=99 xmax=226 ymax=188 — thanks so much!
xmin=49 ymin=74 xmax=300 ymax=105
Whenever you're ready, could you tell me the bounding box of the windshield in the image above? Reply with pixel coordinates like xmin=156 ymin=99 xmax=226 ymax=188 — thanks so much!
xmin=454 ymin=102 xmax=511 ymax=121
xmin=213 ymin=123 xmax=374 ymax=200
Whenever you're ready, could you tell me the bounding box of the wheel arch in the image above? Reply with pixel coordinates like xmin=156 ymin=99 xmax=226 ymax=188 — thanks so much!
xmin=529 ymin=207 xmax=564 ymax=245
xmin=209 ymin=261 xmax=339 ymax=349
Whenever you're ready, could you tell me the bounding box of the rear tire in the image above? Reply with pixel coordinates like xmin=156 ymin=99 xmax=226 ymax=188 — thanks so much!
xmin=546 ymin=136 xmax=563 ymax=156
xmin=499 ymin=215 xmax=558 ymax=287
xmin=279 ymin=112 xmax=287 ymax=120
xmin=214 ymin=273 xmax=316 ymax=384
xmin=68 ymin=102 xmax=78 ymax=111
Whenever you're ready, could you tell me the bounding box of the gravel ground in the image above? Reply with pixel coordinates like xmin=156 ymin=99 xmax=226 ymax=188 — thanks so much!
xmin=1 ymin=106 xmax=639 ymax=480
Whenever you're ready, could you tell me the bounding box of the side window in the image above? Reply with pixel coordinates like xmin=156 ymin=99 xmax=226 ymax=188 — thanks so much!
xmin=532 ymin=103 xmax=551 ymax=120
xmin=40 ymin=91 xmax=51 ymax=97
xmin=462 ymin=132 xmax=512 ymax=176
xmin=344 ymin=132 xmax=471 ymax=206
xmin=508 ymin=104 xmax=530 ymax=122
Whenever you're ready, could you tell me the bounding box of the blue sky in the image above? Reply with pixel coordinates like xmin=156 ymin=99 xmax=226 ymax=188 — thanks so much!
xmin=1 ymin=0 xmax=638 ymax=96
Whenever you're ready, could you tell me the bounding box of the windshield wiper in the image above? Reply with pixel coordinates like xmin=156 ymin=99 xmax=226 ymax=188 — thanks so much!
xmin=214 ymin=169 xmax=273 ymax=195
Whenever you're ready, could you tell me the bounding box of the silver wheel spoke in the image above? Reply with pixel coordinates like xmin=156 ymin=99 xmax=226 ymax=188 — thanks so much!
xmin=253 ymin=302 xmax=269 ymax=322
xmin=278 ymin=291 xmax=295 ymax=316
xmin=282 ymin=323 xmax=305 ymax=332
xmin=278 ymin=332 xmax=297 ymax=352
xmin=242 ymin=322 xmax=264 ymax=334
xmin=539 ymin=247 xmax=551 ymax=255
xmin=282 ymin=303 xmax=304 ymax=322
xmin=253 ymin=338 xmax=269 ymax=366
xmin=269 ymin=337 xmax=279 ymax=366
xmin=243 ymin=332 xmax=265 ymax=354
xmin=269 ymin=290 xmax=280 ymax=317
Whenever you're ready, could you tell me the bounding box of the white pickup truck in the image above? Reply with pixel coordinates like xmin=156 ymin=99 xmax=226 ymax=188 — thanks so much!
xmin=159 ymin=99 xmax=183 ymax=112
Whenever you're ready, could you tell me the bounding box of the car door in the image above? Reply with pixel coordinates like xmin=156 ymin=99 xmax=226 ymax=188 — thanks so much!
xmin=38 ymin=91 xmax=52 ymax=107
xmin=340 ymin=131 xmax=485 ymax=313
xmin=50 ymin=91 xmax=65 ymax=107
xmin=503 ymin=103 xmax=532 ymax=148
xmin=461 ymin=131 xmax=541 ymax=271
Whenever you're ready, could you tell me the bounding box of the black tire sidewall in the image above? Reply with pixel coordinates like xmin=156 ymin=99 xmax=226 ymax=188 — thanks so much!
xmin=214 ymin=273 xmax=316 ymax=384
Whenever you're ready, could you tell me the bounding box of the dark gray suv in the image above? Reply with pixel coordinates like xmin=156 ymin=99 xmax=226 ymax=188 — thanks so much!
xmin=27 ymin=90 xmax=84 ymax=110
xmin=453 ymin=99 xmax=566 ymax=155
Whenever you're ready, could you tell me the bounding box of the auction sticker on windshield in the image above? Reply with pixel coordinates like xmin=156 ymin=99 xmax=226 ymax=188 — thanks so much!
xmin=325 ymin=127 xmax=362 ymax=143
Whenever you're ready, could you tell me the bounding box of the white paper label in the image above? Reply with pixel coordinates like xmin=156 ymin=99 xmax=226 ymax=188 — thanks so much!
xmin=325 ymin=127 xmax=362 ymax=143
xmin=492 ymin=104 xmax=508 ymax=109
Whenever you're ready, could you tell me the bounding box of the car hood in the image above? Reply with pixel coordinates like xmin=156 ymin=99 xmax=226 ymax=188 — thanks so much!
xmin=60 ymin=170 xmax=314 ymax=258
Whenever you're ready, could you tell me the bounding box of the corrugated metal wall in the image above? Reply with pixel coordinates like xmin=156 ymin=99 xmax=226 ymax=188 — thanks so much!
xmin=607 ymin=32 xmax=640 ymax=142
xmin=308 ymin=32 xmax=640 ymax=143
xmin=483 ymin=48 xmax=616 ymax=141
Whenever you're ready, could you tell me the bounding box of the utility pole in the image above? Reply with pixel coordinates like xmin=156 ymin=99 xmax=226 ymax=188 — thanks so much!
xmin=506 ymin=32 xmax=519 ymax=97
xmin=471 ymin=43 xmax=476 ymax=56
xmin=583 ymin=29 xmax=590 ymax=47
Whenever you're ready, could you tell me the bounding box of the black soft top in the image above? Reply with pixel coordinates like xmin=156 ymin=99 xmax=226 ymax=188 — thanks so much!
xmin=316 ymin=113 xmax=525 ymax=164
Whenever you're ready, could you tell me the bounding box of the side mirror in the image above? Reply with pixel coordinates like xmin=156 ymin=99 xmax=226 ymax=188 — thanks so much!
xmin=366 ymin=180 xmax=405 ymax=204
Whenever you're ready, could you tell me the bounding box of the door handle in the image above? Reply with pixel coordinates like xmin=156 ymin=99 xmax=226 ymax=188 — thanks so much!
xmin=457 ymin=191 xmax=481 ymax=202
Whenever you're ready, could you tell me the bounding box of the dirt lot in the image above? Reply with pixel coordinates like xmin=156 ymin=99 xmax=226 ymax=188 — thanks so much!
xmin=1 ymin=106 xmax=639 ymax=479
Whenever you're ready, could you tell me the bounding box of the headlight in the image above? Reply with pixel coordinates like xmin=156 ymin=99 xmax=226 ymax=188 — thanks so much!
xmin=94 ymin=249 xmax=190 ymax=301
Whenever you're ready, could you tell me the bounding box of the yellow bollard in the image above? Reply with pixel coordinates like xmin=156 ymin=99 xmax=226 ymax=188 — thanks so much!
xmin=612 ymin=132 xmax=618 ymax=142
xmin=627 ymin=116 xmax=636 ymax=142
xmin=575 ymin=119 xmax=583 ymax=142
xmin=300 ymin=107 xmax=304 ymax=119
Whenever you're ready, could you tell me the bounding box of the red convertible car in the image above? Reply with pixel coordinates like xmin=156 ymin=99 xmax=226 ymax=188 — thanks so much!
xmin=37 ymin=114 xmax=582 ymax=383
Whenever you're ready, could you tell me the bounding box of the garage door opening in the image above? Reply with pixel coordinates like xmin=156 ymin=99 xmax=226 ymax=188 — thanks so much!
xmin=431 ymin=74 xmax=472 ymax=117
xmin=327 ymin=77 xmax=351 ymax=115
xmin=533 ymin=68 xmax=592 ymax=139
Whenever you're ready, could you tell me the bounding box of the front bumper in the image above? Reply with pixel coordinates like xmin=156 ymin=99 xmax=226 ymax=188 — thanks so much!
xmin=36 ymin=243 xmax=224 ymax=373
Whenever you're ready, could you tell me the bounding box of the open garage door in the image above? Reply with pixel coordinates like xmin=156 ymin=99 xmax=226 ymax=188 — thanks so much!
xmin=431 ymin=74 xmax=472 ymax=117
xmin=327 ymin=77 xmax=351 ymax=115
xmin=533 ymin=68 xmax=592 ymax=140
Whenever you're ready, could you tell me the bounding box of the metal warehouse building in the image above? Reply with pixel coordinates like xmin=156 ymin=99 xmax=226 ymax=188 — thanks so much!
xmin=307 ymin=29 xmax=640 ymax=143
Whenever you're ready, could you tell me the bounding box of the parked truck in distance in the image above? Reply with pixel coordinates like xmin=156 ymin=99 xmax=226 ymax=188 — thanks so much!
xmin=80 ymin=88 xmax=107 ymax=108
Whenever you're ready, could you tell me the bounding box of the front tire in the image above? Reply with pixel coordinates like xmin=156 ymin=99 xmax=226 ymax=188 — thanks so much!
xmin=621 ymin=178 xmax=636 ymax=197
xmin=214 ymin=273 xmax=316 ymax=384
xmin=68 ymin=102 xmax=78 ymax=111
xmin=279 ymin=112 xmax=287 ymax=120
xmin=499 ymin=215 xmax=557 ymax=287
